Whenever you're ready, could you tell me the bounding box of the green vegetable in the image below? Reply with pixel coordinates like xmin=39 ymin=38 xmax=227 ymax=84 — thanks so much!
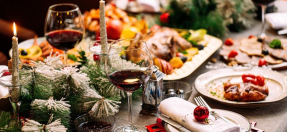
xmin=269 ymin=39 xmax=281 ymax=49
xmin=179 ymin=50 xmax=188 ymax=54
xmin=188 ymin=40 xmax=197 ymax=46
xmin=68 ymin=54 xmax=78 ymax=61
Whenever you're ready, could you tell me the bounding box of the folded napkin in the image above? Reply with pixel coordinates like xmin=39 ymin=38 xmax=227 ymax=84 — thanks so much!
xmin=265 ymin=13 xmax=287 ymax=30
xmin=0 ymin=65 xmax=9 ymax=98
xmin=158 ymin=97 xmax=240 ymax=132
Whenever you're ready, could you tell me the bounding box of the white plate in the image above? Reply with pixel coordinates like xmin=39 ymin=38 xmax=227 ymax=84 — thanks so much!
xmin=165 ymin=109 xmax=250 ymax=132
xmin=9 ymin=37 xmax=46 ymax=57
xmin=194 ymin=68 xmax=287 ymax=108
xmin=164 ymin=34 xmax=222 ymax=80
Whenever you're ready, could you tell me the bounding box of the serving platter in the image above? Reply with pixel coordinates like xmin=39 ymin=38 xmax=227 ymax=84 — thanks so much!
xmin=164 ymin=34 xmax=222 ymax=80
xmin=194 ymin=67 xmax=287 ymax=108
xmin=12 ymin=34 xmax=222 ymax=80
xmin=164 ymin=109 xmax=251 ymax=132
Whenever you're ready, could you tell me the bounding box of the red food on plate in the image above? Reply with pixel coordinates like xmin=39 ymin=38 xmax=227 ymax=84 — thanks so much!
xmin=176 ymin=52 xmax=184 ymax=57
xmin=228 ymin=50 xmax=238 ymax=58
xmin=242 ymin=77 xmax=258 ymax=85
xmin=224 ymin=38 xmax=234 ymax=46
xmin=256 ymin=75 xmax=265 ymax=86
xmin=258 ymin=58 xmax=267 ymax=67
xmin=248 ymin=35 xmax=255 ymax=39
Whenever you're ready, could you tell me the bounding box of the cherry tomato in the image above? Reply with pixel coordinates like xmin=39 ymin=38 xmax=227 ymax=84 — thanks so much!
xmin=228 ymin=50 xmax=238 ymax=58
xmin=256 ymin=75 xmax=265 ymax=86
xmin=248 ymin=35 xmax=255 ymax=39
xmin=224 ymin=38 xmax=234 ymax=46
xmin=176 ymin=53 xmax=184 ymax=57
xmin=243 ymin=77 xmax=258 ymax=85
xmin=242 ymin=74 xmax=256 ymax=80
xmin=258 ymin=58 xmax=267 ymax=67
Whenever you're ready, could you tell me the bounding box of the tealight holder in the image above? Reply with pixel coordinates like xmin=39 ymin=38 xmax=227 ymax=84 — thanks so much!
xmin=163 ymin=81 xmax=193 ymax=100
xmin=74 ymin=114 xmax=115 ymax=132
xmin=140 ymin=67 xmax=165 ymax=116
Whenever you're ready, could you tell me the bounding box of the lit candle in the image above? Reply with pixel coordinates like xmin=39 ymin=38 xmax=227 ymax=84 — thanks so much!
xmin=99 ymin=0 xmax=108 ymax=54
xmin=12 ymin=22 xmax=19 ymax=86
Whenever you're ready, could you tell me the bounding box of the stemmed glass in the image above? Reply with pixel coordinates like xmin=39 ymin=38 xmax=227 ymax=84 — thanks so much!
xmin=252 ymin=0 xmax=275 ymax=38
xmin=104 ymin=39 xmax=154 ymax=132
xmin=0 ymin=68 xmax=33 ymax=126
xmin=44 ymin=3 xmax=85 ymax=65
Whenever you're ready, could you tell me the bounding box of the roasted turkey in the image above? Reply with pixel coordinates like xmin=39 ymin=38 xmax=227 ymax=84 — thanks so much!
xmin=126 ymin=27 xmax=192 ymax=63
xmin=223 ymin=79 xmax=269 ymax=102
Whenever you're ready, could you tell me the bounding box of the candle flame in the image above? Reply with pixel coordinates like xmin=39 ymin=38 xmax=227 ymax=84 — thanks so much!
xmin=13 ymin=22 xmax=17 ymax=36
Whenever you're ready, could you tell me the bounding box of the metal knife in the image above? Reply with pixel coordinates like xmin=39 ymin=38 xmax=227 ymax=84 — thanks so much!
xmin=158 ymin=114 xmax=191 ymax=132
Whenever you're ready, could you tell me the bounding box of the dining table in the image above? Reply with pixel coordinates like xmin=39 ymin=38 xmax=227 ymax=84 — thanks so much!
xmin=114 ymin=19 xmax=287 ymax=132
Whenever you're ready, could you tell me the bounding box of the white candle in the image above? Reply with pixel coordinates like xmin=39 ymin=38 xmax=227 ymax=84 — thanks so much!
xmin=99 ymin=0 xmax=108 ymax=54
xmin=12 ymin=22 xmax=19 ymax=86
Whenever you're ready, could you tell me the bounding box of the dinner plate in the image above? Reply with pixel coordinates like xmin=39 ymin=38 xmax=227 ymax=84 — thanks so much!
xmin=164 ymin=34 xmax=222 ymax=80
xmin=164 ymin=109 xmax=251 ymax=132
xmin=194 ymin=67 xmax=287 ymax=108
xmin=9 ymin=37 xmax=88 ymax=57
xmin=9 ymin=37 xmax=88 ymax=66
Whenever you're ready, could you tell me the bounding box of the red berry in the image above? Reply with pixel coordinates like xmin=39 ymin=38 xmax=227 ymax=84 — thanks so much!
xmin=228 ymin=50 xmax=238 ymax=58
xmin=93 ymin=54 xmax=100 ymax=61
xmin=194 ymin=106 xmax=209 ymax=122
xmin=160 ymin=13 xmax=170 ymax=23
xmin=248 ymin=35 xmax=255 ymax=39
xmin=176 ymin=53 xmax=184 ymax=57
xmin=258 ymin=58 xmax=267 ymax=67
xmin=256 ymin=75 xmax=265 ymax=86
xmin=224 ymin=38 xmax=234 ymax=46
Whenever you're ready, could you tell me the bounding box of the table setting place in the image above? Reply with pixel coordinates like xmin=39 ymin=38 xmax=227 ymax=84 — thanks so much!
xmin=1 ymin=0 xmax=287 ymax=132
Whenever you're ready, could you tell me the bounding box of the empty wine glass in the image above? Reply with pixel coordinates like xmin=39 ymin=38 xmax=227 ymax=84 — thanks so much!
xmin=104 ymin=39 xmax=154 ymax=132
xmin=44 ymin=3 xmax=85 ymax=65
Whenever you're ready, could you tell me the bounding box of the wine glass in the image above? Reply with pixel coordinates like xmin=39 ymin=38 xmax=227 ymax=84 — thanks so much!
xmin=44 ymin=3 xmax=85 ymax=65
xmin=252 ymin=0 xmax=275 ymax=38
xmin=104 ymin=39 xmax=154 ymax=132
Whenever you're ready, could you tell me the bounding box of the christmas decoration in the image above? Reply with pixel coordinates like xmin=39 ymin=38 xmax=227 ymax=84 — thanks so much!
xmin=157 ymin=0 xmax=256 ymax=37
xmin=215 ymin=0 xmax=256 ymax=31
xmin=159 ymin=13 xmax=169 ymax=23
xmin=160 ymin=0 xmax=226 ymax=37
xmin=193 ymin=106 xmax=209 ymax=122
xmin=0 ymin=111 xmax=21 ymax=132
xmin=30 ymin=97 xmax=71 ymax=129
xmin=22 ymin=115 xmax=67 ymax=132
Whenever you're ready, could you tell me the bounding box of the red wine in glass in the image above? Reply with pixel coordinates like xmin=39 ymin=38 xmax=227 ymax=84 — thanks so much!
xmin=252 ymin=0 xmax=275 ymax=5
xmin=46 ymin=30 xmax=83 ymax=51
xmin=109 ymin=69 xmax=150 ymax=92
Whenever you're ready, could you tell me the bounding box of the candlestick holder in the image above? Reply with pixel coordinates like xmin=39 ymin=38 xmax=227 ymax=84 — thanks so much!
xmin=0 ymin=69 xmax=33 ymax=126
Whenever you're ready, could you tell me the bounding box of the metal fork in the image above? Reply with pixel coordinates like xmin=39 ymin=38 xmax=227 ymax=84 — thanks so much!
xmin=194 ymin=96 xmax=237 ymax=126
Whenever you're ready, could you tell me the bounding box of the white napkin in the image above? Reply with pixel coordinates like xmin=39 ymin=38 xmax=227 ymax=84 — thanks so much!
xmin=158 ymin=97 xmax=240 ymax=132
xmin=0 ymin=65 xmax=9 ymax=99
xmin=265 ymin=13 xmax=287 ymax=30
